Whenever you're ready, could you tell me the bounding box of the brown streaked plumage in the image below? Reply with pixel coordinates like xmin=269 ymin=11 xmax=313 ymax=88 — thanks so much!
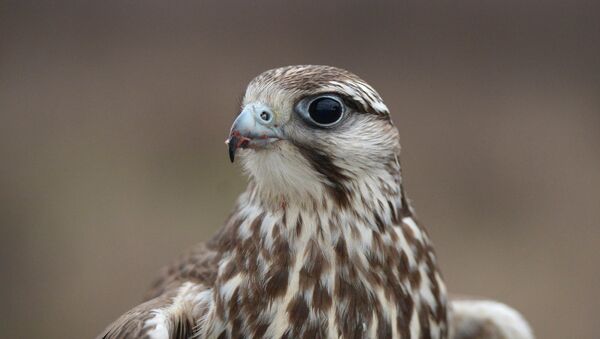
xmin=98 ymin=65 xmax=534 ymax=339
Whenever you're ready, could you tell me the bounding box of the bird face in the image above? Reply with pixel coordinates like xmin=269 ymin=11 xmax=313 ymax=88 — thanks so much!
xmin=227 ymin=65 xmax=401 ymax=203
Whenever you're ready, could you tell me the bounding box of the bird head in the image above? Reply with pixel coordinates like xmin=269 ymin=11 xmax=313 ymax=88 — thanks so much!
xmin=227 ymin=65 xmax=401 ymax=206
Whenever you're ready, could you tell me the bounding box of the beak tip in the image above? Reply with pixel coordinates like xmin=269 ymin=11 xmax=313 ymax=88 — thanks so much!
xmin=227 ymin=136 xmax=236 ymax=163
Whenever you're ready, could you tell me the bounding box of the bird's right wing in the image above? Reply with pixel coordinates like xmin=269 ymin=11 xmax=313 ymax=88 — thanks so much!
xmin=449 ymin=297 xmax=534 ymax=339
xmin=97 ymin=285 xmax=197 ymax=339
xmin=98 ymin=241 xmax=225 ymax=339
xmin=144 ymin=242 xmax=221 ymax=300
xmin=98 ymin=216 xmax=241 ymax=339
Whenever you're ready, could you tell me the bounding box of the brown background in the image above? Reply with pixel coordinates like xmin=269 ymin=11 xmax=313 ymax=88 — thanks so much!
xmin=1 ymin=1 xmax=599 ymax=338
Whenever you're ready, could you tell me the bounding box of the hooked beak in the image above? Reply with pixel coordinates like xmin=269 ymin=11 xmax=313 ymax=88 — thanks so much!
xmin=226 ymin=103 xmax=283 ymax=162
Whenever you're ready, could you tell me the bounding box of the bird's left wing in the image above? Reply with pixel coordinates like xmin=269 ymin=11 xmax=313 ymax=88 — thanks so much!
xmin=449 ymin=296 xmax=534 ymax=339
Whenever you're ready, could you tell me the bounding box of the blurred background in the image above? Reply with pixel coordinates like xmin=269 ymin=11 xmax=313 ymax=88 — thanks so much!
xmin=1 ymin=1 xmax=599 ymax=338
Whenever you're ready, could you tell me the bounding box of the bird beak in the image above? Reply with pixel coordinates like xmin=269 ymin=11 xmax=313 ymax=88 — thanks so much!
xmin=226 ymin=103 xmax=283 ymax=162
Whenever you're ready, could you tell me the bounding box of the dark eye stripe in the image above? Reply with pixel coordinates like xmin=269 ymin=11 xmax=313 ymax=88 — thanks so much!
xmin=291 ymin=141 xmax=351 ymax=208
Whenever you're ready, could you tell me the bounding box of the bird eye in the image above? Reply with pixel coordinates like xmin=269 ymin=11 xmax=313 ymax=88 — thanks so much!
xmin=307 ymin=96 xmax=344 ymax=126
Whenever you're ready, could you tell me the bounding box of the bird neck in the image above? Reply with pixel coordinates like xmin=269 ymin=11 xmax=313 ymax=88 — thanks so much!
xmin=247 ymin=151 xmax=406 ymax=208
xmin=226 ymin=157 xmax=412 ymax=253
xmin=207 ymin=158 xmax=445 ymax=339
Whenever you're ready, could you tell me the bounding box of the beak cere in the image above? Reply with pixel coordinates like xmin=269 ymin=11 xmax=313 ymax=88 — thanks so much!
xmin=226 ymin=103 xmax=282 ymax=162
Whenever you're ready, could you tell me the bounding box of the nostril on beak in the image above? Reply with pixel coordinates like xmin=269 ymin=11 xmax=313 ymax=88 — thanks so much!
xmin=259 ymin=111 xmax=271 ymax=122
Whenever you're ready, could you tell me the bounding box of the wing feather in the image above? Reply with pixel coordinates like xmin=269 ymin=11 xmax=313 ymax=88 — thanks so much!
xmin=450 ymin=297 xmax=534 ymax=339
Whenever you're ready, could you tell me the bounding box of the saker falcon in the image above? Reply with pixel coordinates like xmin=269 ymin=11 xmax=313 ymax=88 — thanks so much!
xmin=99 ymin=65 xmax=534 ymax=339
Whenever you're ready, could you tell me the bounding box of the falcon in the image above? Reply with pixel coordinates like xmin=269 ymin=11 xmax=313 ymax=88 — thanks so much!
xmin=99 ymin=65 xmax=534 ymax=339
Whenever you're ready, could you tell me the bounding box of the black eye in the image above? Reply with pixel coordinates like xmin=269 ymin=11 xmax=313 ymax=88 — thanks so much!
xmin=307 ymin=96 xmax=344 ymax=126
